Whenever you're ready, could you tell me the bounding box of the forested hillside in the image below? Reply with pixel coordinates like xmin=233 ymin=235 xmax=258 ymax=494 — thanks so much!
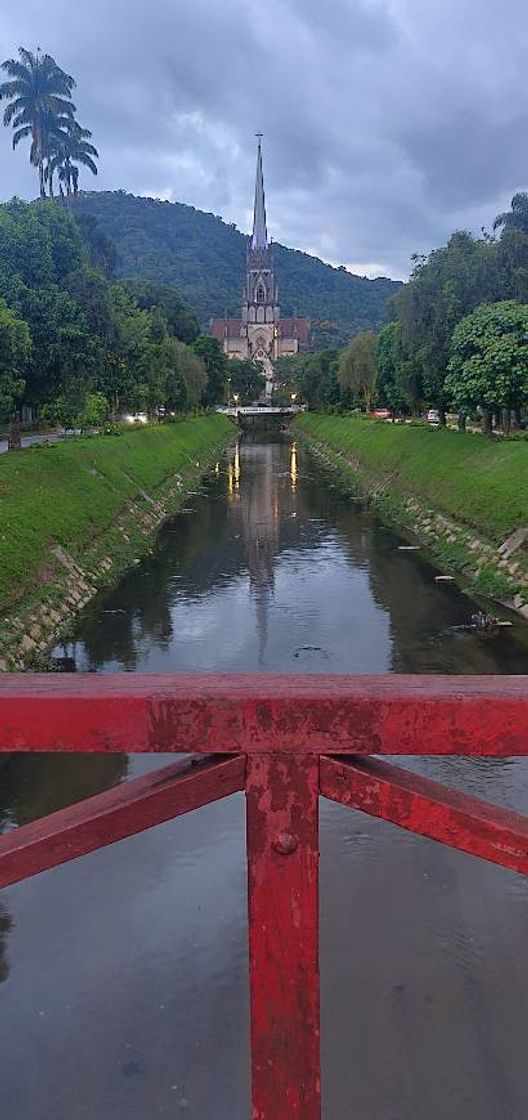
xmin=75 ymin=191 xmax=400 ymax=347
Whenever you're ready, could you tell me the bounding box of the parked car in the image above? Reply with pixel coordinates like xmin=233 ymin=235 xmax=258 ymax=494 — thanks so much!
xmin=427 ymin=409 xmax=440 ymax=425
xmin=372 ymin=408 xmax=392 ymax=421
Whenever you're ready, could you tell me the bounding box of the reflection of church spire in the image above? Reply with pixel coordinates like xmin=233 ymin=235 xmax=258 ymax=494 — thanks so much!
xmin=254 ymin=580 xmax=271 ymax=667
xmin=231 ymin=440 xmax=280 ymax=667
xmin=251 ymin=134 xmax=268 ymax=251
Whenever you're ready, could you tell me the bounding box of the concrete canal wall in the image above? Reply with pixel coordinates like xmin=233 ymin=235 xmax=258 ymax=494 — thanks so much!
xmin=296 ymin=412 xmax=528 ymax=618
xmin=0 ymin=414 xmax=234 ymax=669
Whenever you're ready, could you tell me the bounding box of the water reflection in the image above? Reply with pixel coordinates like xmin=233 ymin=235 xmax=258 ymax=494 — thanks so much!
xmin=50 ymin=436 xmax=528 ymax=675
xmin=3 ymin=437 xmax=528 ymax=1119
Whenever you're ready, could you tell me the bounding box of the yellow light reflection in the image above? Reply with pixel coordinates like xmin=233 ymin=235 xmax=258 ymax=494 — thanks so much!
xmin=290 ymin=442 xmax=298 ymax=492
xmin=234 ymin=442 xmax=241 ymax=490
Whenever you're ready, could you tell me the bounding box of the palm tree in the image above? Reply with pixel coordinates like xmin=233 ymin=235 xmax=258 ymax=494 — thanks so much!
xmin=49 ymin=120 xmax=99 ymax=203
xmin=494 ymin=193 xmax=528 ymax=236
xmin=0 ymin=47 xmax=76 ymax=198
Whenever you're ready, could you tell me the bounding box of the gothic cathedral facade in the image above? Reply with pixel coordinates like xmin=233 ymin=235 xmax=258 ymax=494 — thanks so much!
xmin=210 ymin=137 xmax=311 ymax=395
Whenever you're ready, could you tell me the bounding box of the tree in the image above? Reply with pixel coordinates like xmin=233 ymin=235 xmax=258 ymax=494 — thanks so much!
xmin=445 ymin=301 xmax=528 ymax=435
xmin=374 ymin=321 xmax=410 ymax=413
xmin=0 ymin=48 xmax=76 ymax=198
xmin=0 ymin=299 xmax=31 ymax=420
xmin=494 ymin=193 xmax=528 ymax=236
xmin=102 ymin=286 xmax=152 ymax=414
xmin=17 ymin=285 xmax=98 ymax=409
xmin=393 ymin=232 xmax=497 ymax=420
xmin=193 ymin=335 xmax=228 ymax=406
xmin=338 ymin=331 xmax=376 ymax=411
xmin=48 ymin=120 xmax=98 ymax=201
xmin=80 ymin=391 xmax=109 ymax=429
xmin=293 ymin=349 xmax=341 ymax=409
xmin=228 ymin=359 xmax=263 ymax=404
xmin=170 ymin=341 xmax=206 ymax=410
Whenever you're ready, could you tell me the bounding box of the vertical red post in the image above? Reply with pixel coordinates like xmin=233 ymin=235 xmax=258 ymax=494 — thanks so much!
xmin=246 ymin=754 xmax=320 ymax=1120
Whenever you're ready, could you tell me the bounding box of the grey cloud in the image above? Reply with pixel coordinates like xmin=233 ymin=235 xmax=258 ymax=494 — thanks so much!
xmin=1 ymin=0 xmax=528 ymax=278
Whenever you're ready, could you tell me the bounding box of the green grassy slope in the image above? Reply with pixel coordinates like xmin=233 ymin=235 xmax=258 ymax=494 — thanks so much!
xmin=75 ymin=191 xmax=401 ymax=347
xmin=296 ymin=413 xmax=528 ymax=542
xmin=0 ymin=414 xmax=232 ymax=611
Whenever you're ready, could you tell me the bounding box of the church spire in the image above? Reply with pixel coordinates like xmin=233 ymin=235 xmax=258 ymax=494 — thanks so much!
xmin=251 ymin=134 xmax=268 ymax=251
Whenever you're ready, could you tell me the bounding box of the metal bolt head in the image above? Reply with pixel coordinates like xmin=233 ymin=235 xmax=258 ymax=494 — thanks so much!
xmin=273 ymin=831 xmax=299 ymax=855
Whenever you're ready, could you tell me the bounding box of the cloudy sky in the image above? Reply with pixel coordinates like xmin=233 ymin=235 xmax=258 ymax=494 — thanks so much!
xmin=1 ymin=0 xmax=528 ymax=279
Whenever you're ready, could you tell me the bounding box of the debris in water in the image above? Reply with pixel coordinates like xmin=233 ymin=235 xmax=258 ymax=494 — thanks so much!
xmin=102 ymin=609 xmax=126 ymax=614
xmin=293 ymin=645 xmax=328 ymax=659
xmin=470 ymin=611 xmax=510 ymax=632
xmin=435 ymin=575 xmax=454 ymax=582
xmin=398 ymin=545 xmax=419 ymax=551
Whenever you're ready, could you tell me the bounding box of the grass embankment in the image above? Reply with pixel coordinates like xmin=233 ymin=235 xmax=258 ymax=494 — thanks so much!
xmin=0 ymin=414 xmax=233 ymax=647
xmin=296 ymin=413 xmax=528 ymax=542
xmin=295 ymin=413 xmax=528 ymax=608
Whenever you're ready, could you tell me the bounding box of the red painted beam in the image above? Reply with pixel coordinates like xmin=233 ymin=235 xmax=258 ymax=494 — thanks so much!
xmin=320 ymin=755 xmax=528 ymax=876
xmin=0 ymin=755 xmax=245 ymax=888
xmin=247 ymin=755 xmax=320 ymax=1119
xmin=1 ymin=674 xmax=528 ymax=755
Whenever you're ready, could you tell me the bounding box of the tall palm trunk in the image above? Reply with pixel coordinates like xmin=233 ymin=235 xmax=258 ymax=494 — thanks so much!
xmin=34 ymin=124 xmax=46 ymax=198
xmin=38 ymin=157 xmax=45 ymax=198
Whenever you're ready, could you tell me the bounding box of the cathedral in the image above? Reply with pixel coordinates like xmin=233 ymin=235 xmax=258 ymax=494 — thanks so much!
xmin=210 ymin=137 xmax=311 ymax=395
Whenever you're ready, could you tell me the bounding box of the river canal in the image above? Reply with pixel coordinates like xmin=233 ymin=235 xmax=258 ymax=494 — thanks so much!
xmin=2 ymin=436 xmax=528 ymax=1120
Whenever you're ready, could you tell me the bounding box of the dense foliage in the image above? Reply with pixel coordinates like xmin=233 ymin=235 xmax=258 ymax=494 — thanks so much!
xmin=369 ymin=196 xmax=528 ymax=431
xmin=338 ymin=332 xmax=376 ymax=411
xmin=286 ymin=193 xmax=528 ymax=434
xmin=445 ymin=302 xmax=528 ymax=433
xmin=0 ymin=199 xmax=209 ymax=423
xmin=74 ymin=191 xmax=401 ymax=346
xmin=226 ymin=359 xmax=263 ymax=404
xmin=0 ymin=48 xmax=98 ymax=199
xmin=275 ymin=350 xmax=341 ymax=409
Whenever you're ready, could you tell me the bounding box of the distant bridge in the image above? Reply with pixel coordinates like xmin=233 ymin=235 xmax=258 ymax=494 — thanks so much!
xmin=217 ymin=405 xmax=305 ymax=417
xmin=217 ymin=405 xmax=305 ymax=429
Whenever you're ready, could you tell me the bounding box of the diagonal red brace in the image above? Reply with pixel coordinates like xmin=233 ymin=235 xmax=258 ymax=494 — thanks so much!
xmin=320 ymin=755 xmax=528 ymax=876
xmin=0 ymin=755 xmax=245 ymax=888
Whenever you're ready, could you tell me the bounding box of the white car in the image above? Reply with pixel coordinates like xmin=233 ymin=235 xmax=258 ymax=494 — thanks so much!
xmin=427 ymin=409 xmax=440 ymax=425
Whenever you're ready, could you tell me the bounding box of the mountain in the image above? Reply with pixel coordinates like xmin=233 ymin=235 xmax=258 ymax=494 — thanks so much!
xmin=75 ymin=191 xmax=402 ymax=348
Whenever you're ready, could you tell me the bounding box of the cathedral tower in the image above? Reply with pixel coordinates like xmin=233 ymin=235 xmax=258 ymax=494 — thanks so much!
xmin=210 ymin=136 xmax=311 ymax=394
xmin=241 ymin=136 xmax=280 ymax=387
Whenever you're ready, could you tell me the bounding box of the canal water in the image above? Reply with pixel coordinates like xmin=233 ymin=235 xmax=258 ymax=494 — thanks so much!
xmin=3 ymin=436 xmax=528 ymax=1120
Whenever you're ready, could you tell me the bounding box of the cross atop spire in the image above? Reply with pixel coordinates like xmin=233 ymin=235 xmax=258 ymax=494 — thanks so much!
xmin=251 ymin=134 xmax=268 ymax=251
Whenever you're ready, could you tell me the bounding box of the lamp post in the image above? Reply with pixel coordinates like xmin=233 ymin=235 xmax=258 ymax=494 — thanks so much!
xmin=227 ymin=377 xmax=232 ymax=408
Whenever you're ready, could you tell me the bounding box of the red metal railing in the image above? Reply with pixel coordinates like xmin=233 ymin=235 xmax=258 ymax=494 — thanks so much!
xmin=2 ymin=673 xmax=528 ymax=1118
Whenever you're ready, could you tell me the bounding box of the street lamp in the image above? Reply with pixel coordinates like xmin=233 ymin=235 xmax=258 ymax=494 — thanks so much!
xmin=227 ymin=377 xmax=232 ymax=408
xmin=291 ymin=393 xmax=297 ymax=406
xmin=233 ymin=393 xmax=240 ymax=406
